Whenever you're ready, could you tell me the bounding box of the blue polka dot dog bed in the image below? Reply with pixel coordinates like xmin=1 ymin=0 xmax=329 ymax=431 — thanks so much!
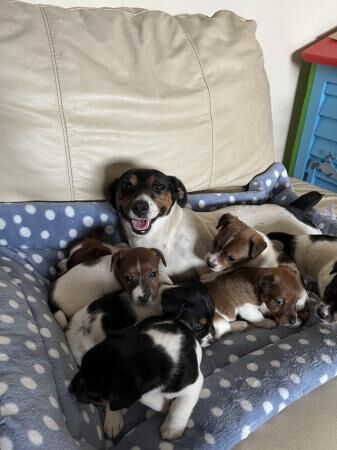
xmin=1 ymin=163 xmax=337 ymax=450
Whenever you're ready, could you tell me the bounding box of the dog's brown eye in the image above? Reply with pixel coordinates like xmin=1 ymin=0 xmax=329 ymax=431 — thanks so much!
xmin=121 ymin=181 xmax=134 ymax=191
xmin=154 ymin=184 xmax=165 ymax=192
xmin=226 ymin=255 xmax=236 ymax=262
xmin=274 ymin=298 xmax=283 ymax=306
xmin=150 ymin=271 xmax=157 ymax=278
xmin=124 ymin=274 xmax=133 ymax=283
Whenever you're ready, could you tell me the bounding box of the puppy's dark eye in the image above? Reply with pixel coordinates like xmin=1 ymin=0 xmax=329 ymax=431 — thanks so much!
xmin=124 ymin=274 xmax=133 ymax=283
xmin=193 ymin=322 xmax=202 ymax=330
xmin=154 ymin=184 xmax=165 ymax=192
xmin=226 ymin=255 xmax=236 ymax=262
xmin=149 ymin=271 xmax=157 ymax=278
xmin=274 ymin=298 xmax=283 ymax=306
xmin=121 ymin=181 xmax=134 ymax=191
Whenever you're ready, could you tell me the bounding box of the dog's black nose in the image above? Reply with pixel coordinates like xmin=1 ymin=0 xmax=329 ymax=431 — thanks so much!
xmin=132 ymin=200 xmax=149 ymax=218
xmin=138 ymin=296 xmax=149 ymax=304
xmin=289 ymin=317 xmax=297 ymax=325
xmin=207 ymin=260 xmax=216 ymax=269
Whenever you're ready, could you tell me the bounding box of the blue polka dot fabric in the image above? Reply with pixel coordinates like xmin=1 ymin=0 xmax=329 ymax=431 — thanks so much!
xmin=1 ymin=163 xmax=337 ymax=450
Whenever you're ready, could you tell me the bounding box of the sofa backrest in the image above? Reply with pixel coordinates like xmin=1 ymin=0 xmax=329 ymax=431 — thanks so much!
xmin=0 ymin=1 xmax=274 ymax=201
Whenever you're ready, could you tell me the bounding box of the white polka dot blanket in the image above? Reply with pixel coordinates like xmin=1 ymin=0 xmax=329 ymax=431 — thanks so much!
xmin=1 ymin=163 xmax=337 ymax=450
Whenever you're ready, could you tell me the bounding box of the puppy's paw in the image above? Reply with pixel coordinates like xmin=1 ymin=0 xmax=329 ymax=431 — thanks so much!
xmin=256 ymin=318 xmax=277 ymax=329
xmin=230 ymin=320 xmax=248 ymax=333
xmin=160 ymin=420 xmax=185 ymax=441
xmin=104 ymin=410 xmax=124 ymax=439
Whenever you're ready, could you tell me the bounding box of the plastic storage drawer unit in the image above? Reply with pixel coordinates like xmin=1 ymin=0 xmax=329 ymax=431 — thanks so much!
xmin=291 ymin=35 xmax=337 ymax=192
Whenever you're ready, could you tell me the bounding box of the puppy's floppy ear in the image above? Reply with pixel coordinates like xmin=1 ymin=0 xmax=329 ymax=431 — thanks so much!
xmin=170 ymin=176 xmax=187 ymax=207
xmin=257 ymin=273 xmax=275 ymax=292
xmin=108 ymin=178 xmax=120 ymax=209
xmin=110 ymin=250 xmax=123 ymax=272
xmin=249 ymin=234 xmax=267 ymax=258
xmin=216 ymin=213 xmax=236 ymax=230
xmin=151 ymin=248 xmax=167 ymax=267
xmin=161 ymin=288 xmax=185 ymax=319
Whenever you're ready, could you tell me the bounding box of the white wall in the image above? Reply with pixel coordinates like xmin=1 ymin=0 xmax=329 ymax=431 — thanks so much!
xmin=24 ymin=0 xmax=337 ymax=162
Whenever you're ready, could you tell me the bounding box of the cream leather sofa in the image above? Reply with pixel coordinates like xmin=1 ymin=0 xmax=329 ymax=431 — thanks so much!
xmin=1 ymin=2 xmax=337 ymax=450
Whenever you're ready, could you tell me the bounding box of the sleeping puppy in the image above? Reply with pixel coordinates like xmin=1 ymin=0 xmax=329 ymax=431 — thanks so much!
xmin=57 ymin=227 xmax=119 ymax=275
xmin=205 ymin=213 xmax=278 ymax=273
xmin=66 ymin=247 xmax=170 ymax=366
xmin=50 ymin=249 xmax=121 ymax=329
xmin=204 ymin=265 xmax=309 ymax=338
xmin=269 ymin=232 xmax=337 ymax=323
xmin=69 ymin=316 xmax=204 ymax=441
xmin=109 ymin=169 xmax=321 ymax=281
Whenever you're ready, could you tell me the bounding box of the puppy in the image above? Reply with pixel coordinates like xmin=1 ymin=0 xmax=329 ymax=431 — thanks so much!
xmin=66 ymin=247 xmax=169 ymax=366
xmin=206 ymin=213 xmax=278 ymax=273
xmin=57 ymin=227 xmax=118 ymax=275
xmin=69 ymin=317 xmax=204 ymax=441
xmin=269 ymin=232 xmax=337 ymax=322
xmin=50 ymin=245 xmax=164 ymax=329
xmin=109 ymin=169 xmax=321 ymax=281
xmin=204 ymin=265 xmax=309 ymax=338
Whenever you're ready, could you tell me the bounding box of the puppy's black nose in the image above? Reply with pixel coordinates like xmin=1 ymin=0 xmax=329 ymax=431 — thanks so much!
xmin=138 ymin=296 xmax=148 ymax=304
xmin=289 ymin=317 xmax=297 ymax=325
xmin=132 ymin=200 xmax=149 ymax=218
xmin=207 ymin=260 xmax=216 ymax=269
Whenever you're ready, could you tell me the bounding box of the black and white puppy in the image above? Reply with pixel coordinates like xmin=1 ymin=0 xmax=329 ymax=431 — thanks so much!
xmin=268 ymin=232 xmax=337 ymax=322
xmin=66 ymin=247 xmax=170 ymax=366
xmin=109 ymin=169 xmax=322 ymax=281
xmin=69 ymin=317 xmax=204 ymax=441
xmin=66 ymin=280 xmax=215 ymax=366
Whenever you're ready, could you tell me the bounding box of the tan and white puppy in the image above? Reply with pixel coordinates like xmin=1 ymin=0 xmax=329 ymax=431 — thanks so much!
xmin=206 ymin=213 xmax=278 ymax=273
xmin=269 ymin=233 xmax=337 ymax=323
xmin=109 ymin=169 xmax=321 ymax=282
xmin=204 ymin=265 xmax=309 ymax=338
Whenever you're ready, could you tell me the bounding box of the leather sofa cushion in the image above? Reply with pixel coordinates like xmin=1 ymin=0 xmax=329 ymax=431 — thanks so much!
xmin=0 ymin=1 xmax=274 ymax=200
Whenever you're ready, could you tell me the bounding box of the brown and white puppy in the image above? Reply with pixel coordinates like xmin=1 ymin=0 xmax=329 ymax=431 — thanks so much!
xmin=109 ymin=169 xmax=321 ymax=281
xmin=49 ymin=245 xmax=165 ymax=329
xmin=204 ymin=265 xmax=309 ymax=338
xmin=269 ymin=232 xmax=337 ymax=323
xmin=57 ymin=227 xmax=118 ymax=275
xmin=206 ymin=213 xmax=278 ymax=273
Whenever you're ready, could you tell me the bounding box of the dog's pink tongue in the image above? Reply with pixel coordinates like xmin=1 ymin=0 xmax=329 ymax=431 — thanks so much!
xmin=132 ymin=219 xmax=150 ymax=231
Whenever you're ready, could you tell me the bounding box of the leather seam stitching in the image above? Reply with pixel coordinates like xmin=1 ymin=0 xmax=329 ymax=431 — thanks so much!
xmin=39 ymin=6 xmax=75 ymax=200
xmin=174 ymin=17 xmax=215 ymax=189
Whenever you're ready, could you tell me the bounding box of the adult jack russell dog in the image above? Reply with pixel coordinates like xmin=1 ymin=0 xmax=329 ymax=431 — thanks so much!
xmin=109 ymin=169 xmax=322 ymax=281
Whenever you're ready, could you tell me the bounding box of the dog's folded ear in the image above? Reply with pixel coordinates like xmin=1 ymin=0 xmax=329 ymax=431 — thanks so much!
xmin=170 ymin=176 xmax=187 ymax=207
xmin=216 ymin=213 xmax=236 ymax=230
xmin=249 ymin=234 xmax=267 ymax=258
xmin=108 ymin=178 xmax=120 ymax=209
xmin=110 ymin=250 xmax=123 ymax=272
xmin=161 ymin=288 xmax=186 ymax=319
xmin=257 ymin=273 xmax=275 ymax=292
xmin=151 ymin=248 xmax=167 ymax=267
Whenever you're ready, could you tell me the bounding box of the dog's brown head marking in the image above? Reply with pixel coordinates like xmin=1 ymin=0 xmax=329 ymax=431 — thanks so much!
xmin=206 ymin=213 xmax=267 ymax=272
xmin=257 ymin=265 xmax=308 ymax=327
xmin=57 ymin=228 xmax=113 ymax=274
xmin=110 ymin=247 xmax=166 ymax=304
xmin=109 ymin=169 xmax=187 ymax=235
